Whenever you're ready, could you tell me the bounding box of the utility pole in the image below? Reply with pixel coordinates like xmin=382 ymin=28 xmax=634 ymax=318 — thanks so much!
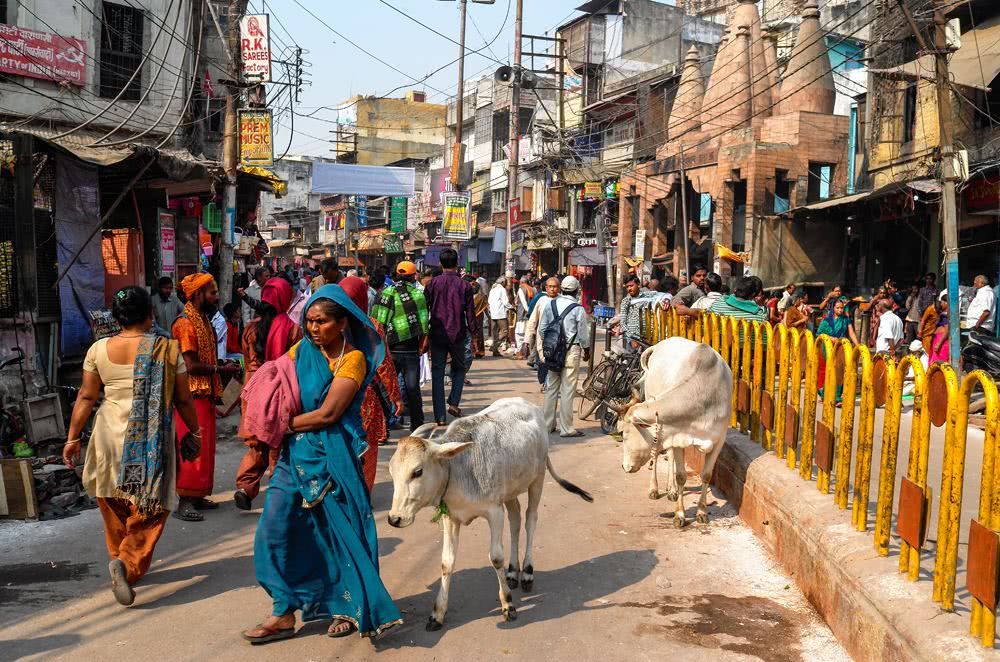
xmin=896 ymin=0 xmax=960 ymax=366
xmin=220 ymin=0 xmax=248 ymax=307
xmin=454 ymin=0 xmax=468 ymax=189
xmin=505 ymin=0 xmax=523 ymax=275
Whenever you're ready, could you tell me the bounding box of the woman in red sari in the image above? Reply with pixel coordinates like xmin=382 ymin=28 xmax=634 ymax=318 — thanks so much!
xmin=339 ymin=276 xmax=403 ymax=492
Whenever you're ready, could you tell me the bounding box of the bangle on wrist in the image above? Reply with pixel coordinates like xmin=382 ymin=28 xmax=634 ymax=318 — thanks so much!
xmin=65 ymin=439 xmax=80 ymax=445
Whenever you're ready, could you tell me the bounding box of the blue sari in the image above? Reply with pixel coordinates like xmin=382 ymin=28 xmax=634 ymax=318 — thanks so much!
xmin=253 ymin=284 xmax=402 ymax=636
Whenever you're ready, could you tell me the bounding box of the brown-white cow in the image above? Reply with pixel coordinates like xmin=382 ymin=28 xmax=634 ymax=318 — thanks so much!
xmin=612 ymin=337 xmax=732 ymax=527
xmin=386 ymin=397 xmax=592 ymax=630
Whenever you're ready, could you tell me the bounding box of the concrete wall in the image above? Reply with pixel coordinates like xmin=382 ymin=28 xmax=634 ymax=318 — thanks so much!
xmin=345 ymin=96 xmax=446 ymax=166
xmin=0 ymin=0 xmax=195 ymax=141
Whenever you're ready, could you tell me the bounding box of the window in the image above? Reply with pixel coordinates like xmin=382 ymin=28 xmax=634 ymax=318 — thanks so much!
xmin=773 ymin=169 xmax=790 ymax=214
xmin=902 ymin=83 xmax=917 ymax=144
xmin=521 ymin=186 xmax=533 ymax=222
xmin=807 ymin=163 xmax=834 ymax=203
xmin=605 ymin=121 xmax=635 ymax=146
xmin=491 ymin=188 xmax=508 ymax=211
xmin=492 ymin=111 xmax=509 ymax=162
xmin=0 ymin=1 xmax=8 ymax=24
xmin=474 ymin=106 xmax=492 ymax=146
xmin=100 ymin=2 xmax=145 ymax=100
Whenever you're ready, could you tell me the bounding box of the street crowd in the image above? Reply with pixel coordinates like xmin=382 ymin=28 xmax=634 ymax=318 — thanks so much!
xmin=58 ymin=250 xmax=595 ymax=644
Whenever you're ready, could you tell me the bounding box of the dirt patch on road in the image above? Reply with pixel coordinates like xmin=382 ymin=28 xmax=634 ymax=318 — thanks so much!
xmin=624 ymin=593 xmax=809 ymax=661
xmin=0 ymin=561 xmax=94 ymax=605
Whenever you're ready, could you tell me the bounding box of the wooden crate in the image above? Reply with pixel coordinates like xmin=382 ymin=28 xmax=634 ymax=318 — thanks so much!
xmin=0 ymin=459 xmax=38 ymax=520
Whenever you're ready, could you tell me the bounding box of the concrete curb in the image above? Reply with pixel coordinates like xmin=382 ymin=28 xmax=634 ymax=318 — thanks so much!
xmin=686 ymin=432 xmax=992 ymax=662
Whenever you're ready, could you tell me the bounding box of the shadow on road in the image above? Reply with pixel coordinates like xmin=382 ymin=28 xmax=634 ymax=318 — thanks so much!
xmin=373 ymin=548 xmax=657 ymax=650
xmin=0 ymin=634 xmax=82 ymax=661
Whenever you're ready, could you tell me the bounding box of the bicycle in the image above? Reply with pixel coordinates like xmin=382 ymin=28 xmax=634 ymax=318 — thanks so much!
xmin=578 ymin=340 xmax=648 ymax=434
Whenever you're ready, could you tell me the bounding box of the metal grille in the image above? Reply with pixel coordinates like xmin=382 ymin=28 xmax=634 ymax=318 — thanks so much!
xmin=100 ymin=2 xmax=144 ymax=100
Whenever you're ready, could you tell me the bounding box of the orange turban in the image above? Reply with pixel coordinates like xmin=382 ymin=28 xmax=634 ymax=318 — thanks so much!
xmin=180 ymin=273 xmax=215 ymax=298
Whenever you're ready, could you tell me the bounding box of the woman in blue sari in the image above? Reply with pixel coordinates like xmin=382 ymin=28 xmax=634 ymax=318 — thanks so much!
xmin=816 ymin=297 xmax=859 ymax=402
xmin=242 ymin=284 xmax=402 ymax=643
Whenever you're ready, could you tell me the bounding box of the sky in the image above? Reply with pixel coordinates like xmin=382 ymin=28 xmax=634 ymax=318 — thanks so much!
xmin=255 ymin=0 xmax=584 ymax=157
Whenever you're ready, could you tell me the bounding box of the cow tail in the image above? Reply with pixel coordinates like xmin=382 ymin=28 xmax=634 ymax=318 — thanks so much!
xmin=546 ymin=457 xmax=594 ymax=502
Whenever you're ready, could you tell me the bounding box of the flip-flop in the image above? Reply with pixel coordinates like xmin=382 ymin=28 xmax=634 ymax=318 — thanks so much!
xmin=109 ymin=559 xmax=135 ymax=606
xmin=242 ymin=623 xmax=297 ymax=645
xmin=327 ymin=620 xmax=357 ymax=638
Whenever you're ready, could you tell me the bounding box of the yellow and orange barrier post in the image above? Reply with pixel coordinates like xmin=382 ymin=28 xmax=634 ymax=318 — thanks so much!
xmin=850 ymin=345 xmax=877 ymax=531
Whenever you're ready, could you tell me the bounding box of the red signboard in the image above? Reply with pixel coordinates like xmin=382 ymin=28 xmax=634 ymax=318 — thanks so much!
xmin=0 ymin=24 xmax=86 ymax=86
xmin=509 ymin=198 xmax=520 ymax=228
xmin=965 ymin=174 xmax=1000 ymax=215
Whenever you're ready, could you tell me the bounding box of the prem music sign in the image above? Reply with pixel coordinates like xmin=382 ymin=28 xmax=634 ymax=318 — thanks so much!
xmin=0 ymin=24 xmax=85 ymax=86
xmin=238 ymin=109 xmax=273 ymax=167
xmin=240 ymin=14 xmax=272 ymax=82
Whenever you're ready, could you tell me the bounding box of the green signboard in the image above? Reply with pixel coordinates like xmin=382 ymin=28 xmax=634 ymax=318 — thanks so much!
xmin=384 ymin=233 xmax=404 ymax=254
xmin=389 ymin=197 xmax=407 ymax=233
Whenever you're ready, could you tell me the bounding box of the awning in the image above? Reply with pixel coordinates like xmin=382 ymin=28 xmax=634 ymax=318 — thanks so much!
xmin=266 ymin=239 xmax=296 ymax=248
xmin=241 ymin=166 xmax=288 ymax=197
xmin=783 ymin=190 xmax=871 ymax=214
xmin=782 ymin=180 xmax=940 ymax=216
xmin=870 ymin=14 xmax=1000 ymax=90
xmin=311 ymin=162 xmax=416 ymax=196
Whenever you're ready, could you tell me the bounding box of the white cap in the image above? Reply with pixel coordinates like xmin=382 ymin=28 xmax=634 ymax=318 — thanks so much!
xmin=909 ymin=339 xmax=924 ymax=353
xmin=561 ymin=275 xmax=580 ymax=292
xmin=939 ymin=289 xmax=948 ymax=301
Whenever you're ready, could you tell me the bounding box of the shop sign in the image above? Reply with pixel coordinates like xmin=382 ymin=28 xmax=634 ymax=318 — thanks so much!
xmin=240 ymin=14 xmax=272 ymax=82
xmin=389 ymin=197 xmax=407 ymax=232
xmin=442 ymin=191 xmax=472 ymax=240
xmin=0 ymin=24 xmax=86 ymax=86
xmin=384 ymin=234 xmax=404 ymax=254
xmin=160 ymin=225 xmax=175 ymax=276
xmin=603 ymin=180 xmax=619 ymax=199
xmin=238 ymin=109 xmax=273 ymax=166
xmin=576 ymin=234 xmax=617 ymax=247
xmin=634 ymin=229 xmax=646 ymax=259
xmin=965 ymin=174 xmax=1000 ymax=215
xmin=509 ymin=198 xmax=520 ymax=228
xmin=583 ymin=181 xmax=602 ymax=199
xmin=355 ymin=195 xmax=368 ymax=228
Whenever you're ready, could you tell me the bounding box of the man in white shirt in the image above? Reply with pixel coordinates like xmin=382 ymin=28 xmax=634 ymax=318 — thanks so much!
xmin=488 ymin=277 xmax=513 ymax=356
xmin=538 ymin=276 xmax=591 ymax=437
xmin=777 ymin=283 xmax=795 ymax=314
xmin=875 ymin=299 xmax=903 ymax=354
xmin=241 ymin=266 xmax=270 ymax=325
xmin=691 ymin=272 xmax=724 ymax=311
xmin=965 ymin=274 xmax=996 ymax=333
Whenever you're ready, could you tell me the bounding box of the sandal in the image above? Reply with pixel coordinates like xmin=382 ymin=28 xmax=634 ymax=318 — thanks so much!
xmin=327 ymin=619 xmax=357 ymax=638
xmin=447 ymin=404 xmax=463 ymax=418
xmin=192 ymin=497 xmax=220 ymax=510
xmin=172 ymin=501 xmax=204 ymax=522
xmin=108 ymin=559 xmax=135 ymax=606
xmin=242 ymin=623 xmax=296 ymax=645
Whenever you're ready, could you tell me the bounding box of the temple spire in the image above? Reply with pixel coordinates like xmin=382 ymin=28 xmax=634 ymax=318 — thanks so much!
xmin=775 ymin=1 xmax=836 ymax=115
xmin=732 ymin=0 xmax=772 ymax=121
xmin=668 ymin=45 xmax=705 ymax=139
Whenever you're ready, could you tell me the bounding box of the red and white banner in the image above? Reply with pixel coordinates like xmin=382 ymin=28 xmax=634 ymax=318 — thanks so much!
xmin=240 ymin=14 xmax=272 ymax=82
xmin=508 ymin=198 xmax=520 ymax=228
xmin=0 ymin=24 xmax=85 ymax=86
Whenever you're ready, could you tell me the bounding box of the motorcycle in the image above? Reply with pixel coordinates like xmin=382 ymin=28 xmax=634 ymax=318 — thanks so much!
xmin=961 ymin=331 xmax=1000 ymax=379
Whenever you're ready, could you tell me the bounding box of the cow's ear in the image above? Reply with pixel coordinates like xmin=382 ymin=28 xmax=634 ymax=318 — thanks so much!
xmin=433 ymin=441 xmax=474 ymax=459
xmin=411 ymin=423 xmax=439 ymax=440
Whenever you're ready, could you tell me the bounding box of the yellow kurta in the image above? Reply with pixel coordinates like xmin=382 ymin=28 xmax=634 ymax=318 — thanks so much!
xmin=82 ymin=338 xmax=186 ymax=512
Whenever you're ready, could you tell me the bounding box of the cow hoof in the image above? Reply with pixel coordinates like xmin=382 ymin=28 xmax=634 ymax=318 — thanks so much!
xmin=697 ymin=512 xmax=710 ymax=524
xmin=647 ymin=489 xmax=659 ymax=500
xmin=503 ymin=606 xmax=518 ymax=622
xmin=665 ymin=491 xmax=678 ymax=501
xmin=520 ymin=578 xmax=534 ymax=592
xmin=426 ymin=617 xmax=444 ymax=632
xmin=673 ymin=516 xmax=685 ymax=529
xmin=506 ymin=576 xmax=519 ymax=590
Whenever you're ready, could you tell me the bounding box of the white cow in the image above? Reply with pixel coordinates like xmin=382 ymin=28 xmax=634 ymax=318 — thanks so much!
xmin=612 ymin=337 xmax=732 ymax=527
xmin=387 ymin=397 xmax=592 ymax=630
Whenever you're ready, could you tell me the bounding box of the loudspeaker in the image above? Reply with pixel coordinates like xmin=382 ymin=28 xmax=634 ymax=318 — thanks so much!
xmin=495 ymin=65 xmax=514 ymax=83
xmin=519 ymin=70 xmax=537 ymax=90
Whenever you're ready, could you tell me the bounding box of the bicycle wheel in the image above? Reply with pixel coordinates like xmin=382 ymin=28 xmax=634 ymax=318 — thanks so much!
xmin=601 ymin=397 xmax=630 ymax=435
xmin=578 ymin=360 xmax=613 ymax=419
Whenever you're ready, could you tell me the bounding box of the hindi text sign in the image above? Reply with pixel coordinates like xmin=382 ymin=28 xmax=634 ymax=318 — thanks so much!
xmin=442 ymin=192 xmax=471 ymax=241
xmin=0 ymin=25 xmax=86 ymax=86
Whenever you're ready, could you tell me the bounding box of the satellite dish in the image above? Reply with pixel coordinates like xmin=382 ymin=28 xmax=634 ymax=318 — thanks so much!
xmin=495 ymin=65 xmax=514 ymax=83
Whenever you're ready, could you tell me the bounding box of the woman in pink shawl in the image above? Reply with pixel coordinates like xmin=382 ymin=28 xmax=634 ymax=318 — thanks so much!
xmin=234 ymin=276 xmax=302 ymax=510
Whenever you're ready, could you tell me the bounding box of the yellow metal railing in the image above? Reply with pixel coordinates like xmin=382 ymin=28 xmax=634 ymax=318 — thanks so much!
xmin=638 ymin=306 xmax=1000 ymax=647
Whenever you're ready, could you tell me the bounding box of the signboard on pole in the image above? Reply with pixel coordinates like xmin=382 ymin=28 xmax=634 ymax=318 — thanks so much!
xmin=356 ymin=195 xmax=368 ymax=228
xmin=442 ymin=191 xmax=472 ymax=240
xmin=389 ymin=197 xmax=407 ymax=232
xmin=508 ymin=198 xmax=520 ymax=228
xmin=384 ymin=234 xmax=404 ymax=254
xmin=238 ymin=109 xmax=273 ymax=166
xmin=633 ymin=229 xmax=646 ymax=259
xmin=240 ymin=14 xmax=272 ymax=82
xmin=0 ymin=25 xmax=86 ymax=86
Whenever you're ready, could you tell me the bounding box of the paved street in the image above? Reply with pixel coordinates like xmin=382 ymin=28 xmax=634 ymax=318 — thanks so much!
xmin=0 ymin=353 xmax=847 ymax=661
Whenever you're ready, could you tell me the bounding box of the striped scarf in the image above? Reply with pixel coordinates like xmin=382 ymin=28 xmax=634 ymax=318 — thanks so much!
xmin=182 ymin=301 xmax=222 ymax=397
xmin=117 ymin=335 xmax=178 ymax=513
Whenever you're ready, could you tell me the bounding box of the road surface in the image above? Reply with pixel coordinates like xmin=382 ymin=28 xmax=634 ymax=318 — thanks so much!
xmin=0 ymin=353 xmax=849 ymax=661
